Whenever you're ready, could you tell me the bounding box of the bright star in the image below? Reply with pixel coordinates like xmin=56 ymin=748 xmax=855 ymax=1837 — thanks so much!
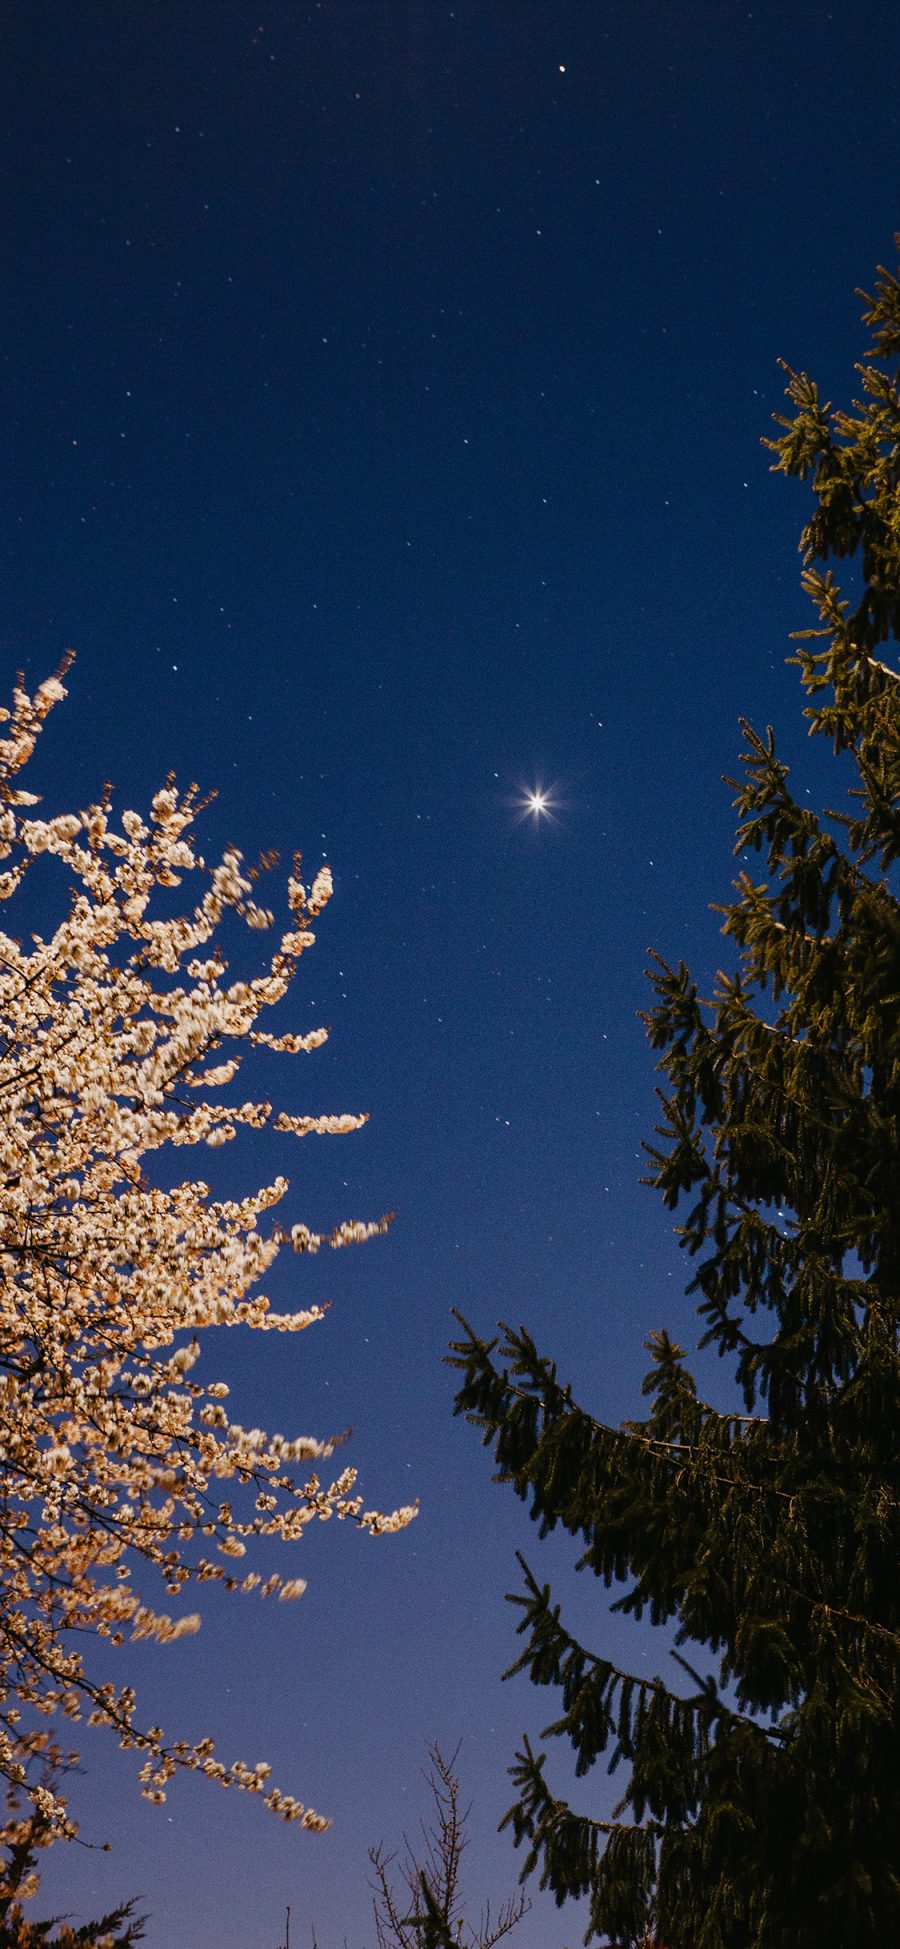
xmin=505 ymin=778 xmax=565 ymax=829
xmin=514 ymin=782 xmax=561 ymax=824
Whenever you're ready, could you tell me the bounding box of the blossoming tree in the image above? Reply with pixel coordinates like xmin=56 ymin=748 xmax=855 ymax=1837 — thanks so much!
xmin=0 ymin=660 xmax=415 ymax=1846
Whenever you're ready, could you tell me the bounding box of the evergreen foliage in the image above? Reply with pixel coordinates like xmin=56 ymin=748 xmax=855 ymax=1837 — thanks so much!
xmin=449 ymin=248 xmax=900 ymax=1948
xmin=0 ymin=1776 xmax=144 ymax=1946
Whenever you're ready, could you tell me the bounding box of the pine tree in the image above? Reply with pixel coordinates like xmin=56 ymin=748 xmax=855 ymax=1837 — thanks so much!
xmin=449 ymin=247 xmax=900 ymax=1949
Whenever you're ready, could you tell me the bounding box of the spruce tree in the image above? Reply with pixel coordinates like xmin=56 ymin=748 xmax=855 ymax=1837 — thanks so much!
xmin=449 ymin=248 xmax=900 ymax=1949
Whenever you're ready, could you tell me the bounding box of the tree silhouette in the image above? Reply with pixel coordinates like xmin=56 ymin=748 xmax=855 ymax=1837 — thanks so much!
xmin=451 ymin=246 xmax=900 ymax=1947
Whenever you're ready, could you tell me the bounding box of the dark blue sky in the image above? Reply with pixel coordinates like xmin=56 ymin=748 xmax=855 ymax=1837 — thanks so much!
xmin=5 ymin=3 xmax=900 ymax=1944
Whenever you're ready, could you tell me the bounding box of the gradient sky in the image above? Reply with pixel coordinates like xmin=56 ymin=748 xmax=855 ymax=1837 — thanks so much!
xmin=5 ymin=3 xmax=900 ymax=1945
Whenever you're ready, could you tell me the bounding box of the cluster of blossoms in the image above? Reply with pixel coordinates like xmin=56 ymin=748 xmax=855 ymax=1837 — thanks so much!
xmin=0 ymin=662 xmax=416 ymax=1844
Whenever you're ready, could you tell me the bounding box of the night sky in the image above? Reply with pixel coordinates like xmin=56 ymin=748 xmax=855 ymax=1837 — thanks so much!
xmin=5 ymin=3 xmax=900 ymax=1945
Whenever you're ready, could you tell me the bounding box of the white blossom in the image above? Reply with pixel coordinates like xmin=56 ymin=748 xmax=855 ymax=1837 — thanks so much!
xmin=0 ymin=663 xmax=416 ymax=1842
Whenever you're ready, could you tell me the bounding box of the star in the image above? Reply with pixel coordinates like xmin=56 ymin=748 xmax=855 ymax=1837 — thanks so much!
xmin=508 ymin=779 xmax=564 ymax=827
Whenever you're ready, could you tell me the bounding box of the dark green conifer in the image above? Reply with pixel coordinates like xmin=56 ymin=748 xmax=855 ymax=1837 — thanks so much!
xmin=450 ymin=247 xmax=900 ymax=1949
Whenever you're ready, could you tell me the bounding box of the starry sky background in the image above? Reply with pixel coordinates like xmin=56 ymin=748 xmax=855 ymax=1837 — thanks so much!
xmin=4 ymin=2 xmax=900 ymax=1945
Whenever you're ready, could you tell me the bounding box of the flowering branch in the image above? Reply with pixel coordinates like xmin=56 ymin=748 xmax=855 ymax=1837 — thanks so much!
xmin=0 ymin=662 xmax=416 ymax=1843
